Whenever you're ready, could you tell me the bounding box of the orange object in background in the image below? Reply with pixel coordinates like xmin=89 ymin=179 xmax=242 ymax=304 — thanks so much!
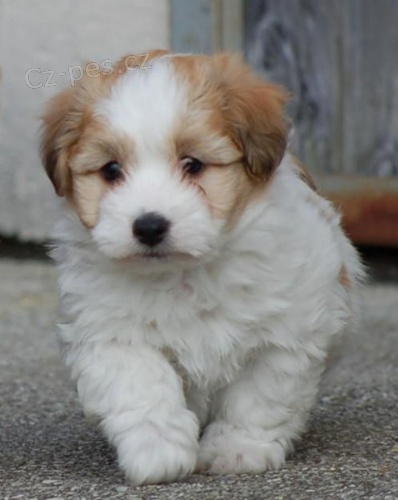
xmin=317 ymin=176 xmax=398 ymax=247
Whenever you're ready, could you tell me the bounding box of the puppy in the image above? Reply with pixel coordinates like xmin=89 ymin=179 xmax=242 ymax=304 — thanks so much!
xmin=41 ymin=50 xmax=363 ymax=484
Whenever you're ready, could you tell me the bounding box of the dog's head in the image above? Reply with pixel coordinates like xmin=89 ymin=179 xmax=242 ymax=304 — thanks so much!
xmin=41 ymin=51 xmax=288 ymax=263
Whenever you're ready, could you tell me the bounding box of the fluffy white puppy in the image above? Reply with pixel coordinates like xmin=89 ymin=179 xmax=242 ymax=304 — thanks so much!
xmin=41 ymin=50 xmax=363 ymax=485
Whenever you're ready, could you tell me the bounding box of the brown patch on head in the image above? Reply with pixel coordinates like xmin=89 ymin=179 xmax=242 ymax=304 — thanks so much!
xmin=172 ymin=53 xmax=289 ymax=181
xmin=41 ymin=75 xmax=112 ymax=199
xmin=197 ymin=163 xmax=263 ymax=228
xmin=215 ymin=54 xmax=289 ymax=181
xmin=170 ymin=53 xmax=289 ymax=228
xmin=40 ymin=49 xmax=168 ymax=226
xmin=68 ymin=121 xmax=135 ymax=227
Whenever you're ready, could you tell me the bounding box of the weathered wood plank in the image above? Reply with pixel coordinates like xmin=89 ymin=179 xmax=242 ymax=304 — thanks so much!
xmin=245 ymin=0 xmax=398 ymax=178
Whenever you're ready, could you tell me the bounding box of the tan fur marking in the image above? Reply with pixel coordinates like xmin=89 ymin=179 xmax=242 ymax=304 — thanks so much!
xmin=339 ymin=265 xmax=352 ymax=289
xmin=70 ymin=120 xmax=135 ymax=174
xmin=69 ymin=121 xmax=136 ymax=227
xmin=171 ymin=54 xmax=289 ymax=181
xmin=170 ymin=53 xmax=289 ymax=229
xmin=196 ymin=163 xmax=255 ymax=227
xmin=294 ymin=157 xmax=318 ymax=192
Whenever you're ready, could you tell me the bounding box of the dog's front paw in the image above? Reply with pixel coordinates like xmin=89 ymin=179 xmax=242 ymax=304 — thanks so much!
xmin=197 ymin=421 xmax=291 ymax=475
xmin=114 ymin=412 xmax=199 ymax=484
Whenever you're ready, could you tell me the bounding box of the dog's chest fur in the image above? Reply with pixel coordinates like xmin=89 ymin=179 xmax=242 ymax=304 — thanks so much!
xmin=54 ymin=162 xmax=353 ymax=390
xmin=58 ymin=248 xmax=273 ymax=386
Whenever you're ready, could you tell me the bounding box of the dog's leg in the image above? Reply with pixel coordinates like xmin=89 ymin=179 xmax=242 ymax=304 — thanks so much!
xmin=185 ymin=383 xmax=210 ymax=429
xmin=68 ymin=342 xmax=199 ymax=484
xmin=197 ymin=347 xmax=324 ymax=474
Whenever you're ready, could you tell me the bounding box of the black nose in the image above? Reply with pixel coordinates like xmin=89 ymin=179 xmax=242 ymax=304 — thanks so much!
xmin=133 ymin=212 xmax=170 ymax=247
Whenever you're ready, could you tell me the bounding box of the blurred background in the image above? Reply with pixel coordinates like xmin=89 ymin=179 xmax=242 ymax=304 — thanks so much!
xmin=0 ymin=0 xmax=397 ymax=278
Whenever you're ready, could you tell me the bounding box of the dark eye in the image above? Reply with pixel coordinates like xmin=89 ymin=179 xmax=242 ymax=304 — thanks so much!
xmin=101 ymin=161 xmax=123 ymax=182
xmin=181 ymin=157 xmax=204 ymax=176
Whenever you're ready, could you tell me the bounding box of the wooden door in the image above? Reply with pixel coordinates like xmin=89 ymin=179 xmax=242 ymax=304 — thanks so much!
xmin=245 ymin=0 xmax=398 ymax=246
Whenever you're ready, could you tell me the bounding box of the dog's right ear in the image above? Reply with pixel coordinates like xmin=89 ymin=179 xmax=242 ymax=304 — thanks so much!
xmin=40 ymin=87 xmax=78 ymax=197
xmin=40 ymin=49 xmax=170 ymax=197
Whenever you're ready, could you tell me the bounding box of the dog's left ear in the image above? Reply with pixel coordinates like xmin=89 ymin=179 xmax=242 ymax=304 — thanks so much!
xmin=216 ymin=54 xmax=289 ymax=181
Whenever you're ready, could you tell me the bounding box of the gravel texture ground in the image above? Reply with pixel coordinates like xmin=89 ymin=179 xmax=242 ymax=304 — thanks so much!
xmin=0 ymin=260 xmax=397 ymax=500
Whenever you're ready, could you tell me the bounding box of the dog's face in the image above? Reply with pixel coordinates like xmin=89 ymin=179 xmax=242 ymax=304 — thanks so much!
xmin=41 ymin=51 xmax=288 ymax=263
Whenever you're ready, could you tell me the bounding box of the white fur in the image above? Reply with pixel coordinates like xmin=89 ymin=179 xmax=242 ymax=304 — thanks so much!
xmin=50 ymin=65 xmax=363 ymax=485
xmin=96 ymin=60 xmax=188 ymax=150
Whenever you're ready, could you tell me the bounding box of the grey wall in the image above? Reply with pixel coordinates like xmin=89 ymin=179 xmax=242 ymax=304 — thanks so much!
xmin=0 ymin=0 xmax=170 ymax=241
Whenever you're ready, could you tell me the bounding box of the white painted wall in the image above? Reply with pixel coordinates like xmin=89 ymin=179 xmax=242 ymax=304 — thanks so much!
xmin=0 ymin=0 xmax=170 ymax=240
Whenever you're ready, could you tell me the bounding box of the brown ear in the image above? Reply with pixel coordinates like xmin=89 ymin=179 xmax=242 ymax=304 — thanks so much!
xmin=218 ymin=55 xmax=289 ymax=180
xmin=40 ymin=87 xmax=77 ymax=197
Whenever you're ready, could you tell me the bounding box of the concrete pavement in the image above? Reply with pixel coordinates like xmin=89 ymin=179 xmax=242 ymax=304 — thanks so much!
xmin=0 ymin=260 xmax=397 ymax=499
